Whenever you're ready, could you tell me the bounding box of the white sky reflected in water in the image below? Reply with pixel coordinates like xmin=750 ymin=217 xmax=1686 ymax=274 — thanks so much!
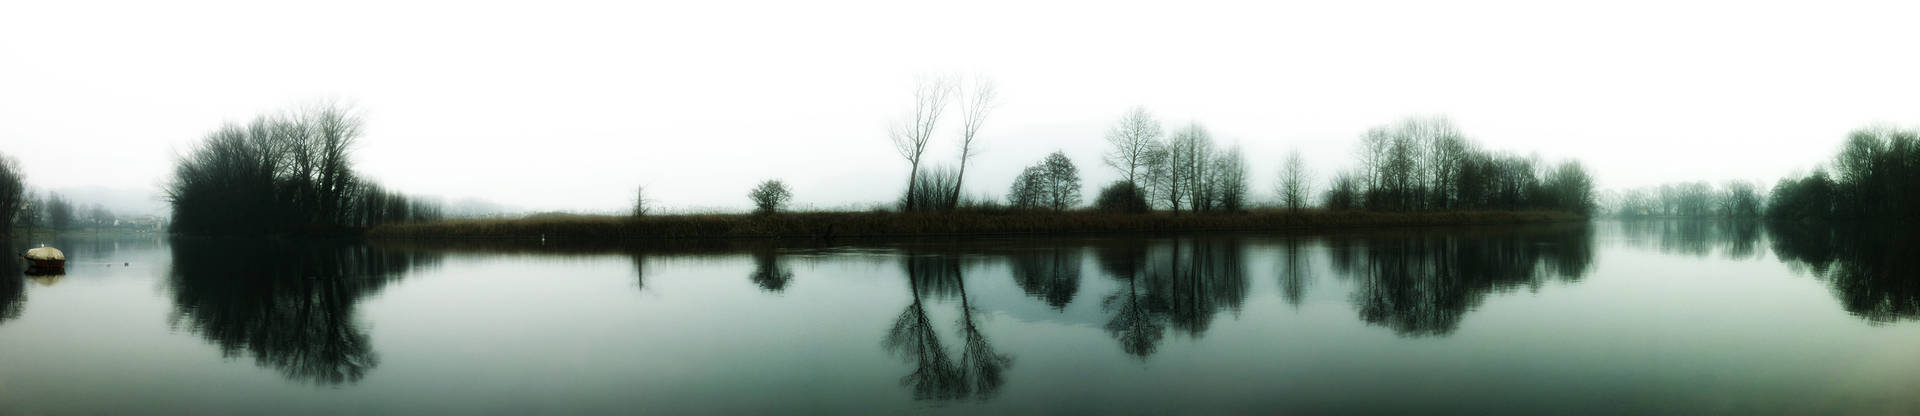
xmin=4 ymin=0 xmax=1919 ymax=213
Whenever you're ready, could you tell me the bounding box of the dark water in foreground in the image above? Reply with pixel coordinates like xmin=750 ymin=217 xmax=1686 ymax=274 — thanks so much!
xmin=2 ymin=221 xmax=1917 ymax=414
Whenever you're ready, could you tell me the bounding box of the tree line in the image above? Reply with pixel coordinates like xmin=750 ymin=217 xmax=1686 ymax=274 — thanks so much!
xmin=1606 ymin=181 xmax=1764 ymax=218
xmin=164 ymin=103 xmax=441 ymax=235
xmin=1767 ymin=126 xmax=1920 ymax=221
xmin=1093 ymin=111 xmax=1588 ymax=215
xmin=871 ymin=79 xmax=1594 ymax=217
xmin=1596 ymin=126 xmax=1919 ymax=222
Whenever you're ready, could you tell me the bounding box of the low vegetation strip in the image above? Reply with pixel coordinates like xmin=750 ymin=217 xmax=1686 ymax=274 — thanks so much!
xmin=365 ymin=210 xmax=1582 ymax=241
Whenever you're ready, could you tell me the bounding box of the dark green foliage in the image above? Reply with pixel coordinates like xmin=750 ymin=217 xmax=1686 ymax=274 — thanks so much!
xmin=1094 ymin=181 xmax=1150 ymax=213
xmin=165 ymin=104 xmax=441 ymax=234
xmin=0 ymin=153 xmax=22 ymax=235
xmin=1768 ymin=170 xmax=1835 ymax=220
xmin=1768 ymin=126 xmax=1920 ymax=221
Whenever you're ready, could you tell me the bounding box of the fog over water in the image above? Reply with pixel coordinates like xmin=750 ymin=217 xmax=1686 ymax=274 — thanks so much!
xmin=5 ymin=1 xmax=1920 ymax=212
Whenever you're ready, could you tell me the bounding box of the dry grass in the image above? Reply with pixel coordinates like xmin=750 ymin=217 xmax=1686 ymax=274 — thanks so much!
xmin=366 ymin=209 xmax=1583 ymax=241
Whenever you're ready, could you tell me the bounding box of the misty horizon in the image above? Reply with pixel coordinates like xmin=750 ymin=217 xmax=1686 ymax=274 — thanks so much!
xmin=7 ymin=1 xmax=1919 ymax=214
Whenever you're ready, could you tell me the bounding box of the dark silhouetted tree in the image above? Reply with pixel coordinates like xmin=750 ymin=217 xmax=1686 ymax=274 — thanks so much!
xmin=1009 ymin=152 xmax=1080 ymax=211
xmin=748 ymin=179 xmax=793 ymax=215
xmin=0 ymin=153 xmax=23 ymax=235
xmin=1211 ymin=145 xmax=1248 ymax=212
xmin=165 ymin=102 xmax=437 ymax=234
xmin=1277 ymin=148 xmax=1310 ymax=212
xmin=1040 ymin=151 xmax=1081 ymax=212
xmin=1094 ymin=181 xmax=1150 ymax=213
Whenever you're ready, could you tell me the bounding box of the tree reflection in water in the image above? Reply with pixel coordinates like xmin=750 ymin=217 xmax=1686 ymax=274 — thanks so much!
xmin=1328 ymin=225 xmax=1595 ymax=336
xmin=167 ymin=240 xmax=441 ymax=385
xmin=1095 ymin=241 xmax=1164 ymax=359
xmin=1768 ymin=223 xmax=1920 ymax=323
xmin=747 ymin=248 xmax=793 ymax=292
xmin=1 ymin=243 xmax=23 ymax=325
xmin=1278 ymin=237 xmax=1312 ymax=309
xmin=884 ymin=254 xmax=1010 ymax=401
xmin=1617 ymin=219 xmax=1765 ymax=260
xmin=1008 ymin=246 xmax=1081 ymax=309
xmin=1090 ymin=237 xmax=1249 ymax=358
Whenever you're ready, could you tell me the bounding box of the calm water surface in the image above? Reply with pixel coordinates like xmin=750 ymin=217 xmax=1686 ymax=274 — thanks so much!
xmin=2 ymin=221 xmax=1917 ymax=414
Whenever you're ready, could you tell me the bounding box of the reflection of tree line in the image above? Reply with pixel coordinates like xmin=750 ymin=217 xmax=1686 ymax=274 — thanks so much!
xmin=1767 ymin=223 xmax=1920 ymax=323
xmin=1327 ymin=226 xmax=1595 ymax=336
xmin=167 ymin=240 xmax=441 ymax=385
xmin=1611 ymin=219 xmax=1920 ymax=323
xmin=1616 ymin=219 xmax=1763 ymax=259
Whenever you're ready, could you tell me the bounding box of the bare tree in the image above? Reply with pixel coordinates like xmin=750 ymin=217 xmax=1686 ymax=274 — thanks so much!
xmin=311 ymin=102 xmax=363 ymax=225
xmin=1104 ymin=107 xmax=1163 ymax=186
xmin=1167 ymin=123 xmax=1214 ymax=212
xmin=1211 ymin=145 xmax=1248 ymax=212
xmin=631 ymin=185 xmax=651 ymax=217
xmin=950 ymin=76 xmax=996 ymax=208
xmin=890 ymin=76 xmax=956 ymax=211
xmin=1277 ymin=148 xmax=1310 ymax=211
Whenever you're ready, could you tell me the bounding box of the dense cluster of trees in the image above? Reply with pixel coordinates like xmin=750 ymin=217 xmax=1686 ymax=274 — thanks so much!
xmin=1100 ymin=110 xmax=1251 ymax=213
xmin=1327 ymin=117 xmax=1594 ymax=214
xmin=1008 ymin=151 xmax=1081 ymax=211
xmin=0 ymin=153 xmax=24 ymax=234
xmin=1768 ymin=127 xmax=1920 ymax=221
xmin=165 ymin=103 xmax=441 ymax=234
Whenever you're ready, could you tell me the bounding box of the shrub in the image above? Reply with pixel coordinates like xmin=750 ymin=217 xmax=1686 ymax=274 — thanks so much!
xmin=1095 ymin=181 xmax=1150 ymax=213
xmin=748 ymin=179 xmax=793 ymax=215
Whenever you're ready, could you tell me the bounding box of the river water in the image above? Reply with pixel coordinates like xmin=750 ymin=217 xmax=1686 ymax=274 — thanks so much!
xmin=1 ymin=221 xmax=1915 ymax=414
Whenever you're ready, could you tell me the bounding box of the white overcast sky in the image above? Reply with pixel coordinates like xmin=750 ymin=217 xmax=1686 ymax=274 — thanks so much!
xmin=4 ymin=0 xmax=1918 ymax=213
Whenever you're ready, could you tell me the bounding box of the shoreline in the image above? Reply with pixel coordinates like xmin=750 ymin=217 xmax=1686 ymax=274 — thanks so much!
xmin=364 ymin=210 xmax=1586 ymax=241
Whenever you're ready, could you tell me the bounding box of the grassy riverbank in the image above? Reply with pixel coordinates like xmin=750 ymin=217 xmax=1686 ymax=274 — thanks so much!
xmin=365 ymin=210 xmax=1584 ymax=241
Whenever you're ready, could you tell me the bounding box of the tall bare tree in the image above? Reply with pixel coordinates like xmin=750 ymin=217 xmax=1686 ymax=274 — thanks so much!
xmin=890 ymin=76 xmax=955 ymax=211
xmin=1167 ymin=123 xmax=1214 ymax=212
xmin=1278 ymin=148 xmax=1310 ymax=211
xmin=950 ymin=76 xmax=996 ymax=208
xmin=1104 ymin=107 xmax=1163 ymax=186
xmin=311 ymin=102 xmax=363 ymax=224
